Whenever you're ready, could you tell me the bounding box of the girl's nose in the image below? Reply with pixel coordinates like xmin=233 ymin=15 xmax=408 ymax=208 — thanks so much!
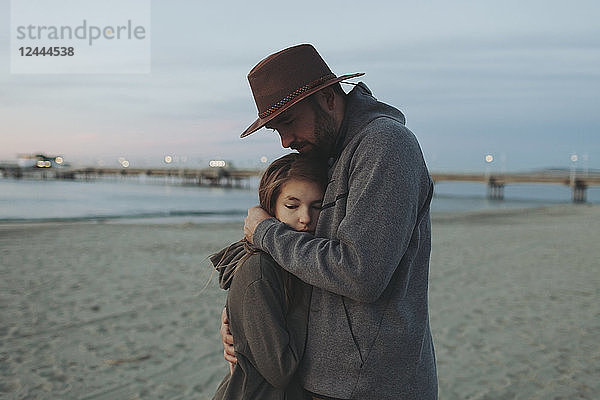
xmin=298 ymin=208 xmax=311 ymax=226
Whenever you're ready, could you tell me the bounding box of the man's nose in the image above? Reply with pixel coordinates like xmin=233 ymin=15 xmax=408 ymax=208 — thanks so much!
xmin=279 ymin=132 xmax=293 ymax=148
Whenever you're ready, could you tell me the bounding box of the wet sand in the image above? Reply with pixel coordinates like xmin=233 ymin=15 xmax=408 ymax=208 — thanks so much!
xmin=1 ymin=205 xmax=598 ymax=399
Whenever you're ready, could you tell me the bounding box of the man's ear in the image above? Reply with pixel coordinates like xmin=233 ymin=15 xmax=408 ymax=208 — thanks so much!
xmin=315 ymin=87 xmax=336 ymax=112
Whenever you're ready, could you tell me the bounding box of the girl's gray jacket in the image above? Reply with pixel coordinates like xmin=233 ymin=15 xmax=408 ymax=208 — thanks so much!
xmin=211 ymin=242 xmax=311 ymax=400
xmin=253 ymin=83 xmax=438 ymax=399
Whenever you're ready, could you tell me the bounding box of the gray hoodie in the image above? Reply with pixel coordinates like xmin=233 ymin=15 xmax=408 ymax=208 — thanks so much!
xmin=211 ymin=241 xmax=311 ymax=400
xmin=253 ymin=83 xmax=438 ymax=399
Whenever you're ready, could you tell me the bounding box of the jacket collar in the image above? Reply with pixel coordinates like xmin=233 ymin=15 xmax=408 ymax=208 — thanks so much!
xmin=327 ymin=82 xmax=406 ymax=166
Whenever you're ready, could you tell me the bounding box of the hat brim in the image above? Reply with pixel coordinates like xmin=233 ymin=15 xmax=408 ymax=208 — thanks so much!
xmin=240 ymin=72 xmax=364 ymax=138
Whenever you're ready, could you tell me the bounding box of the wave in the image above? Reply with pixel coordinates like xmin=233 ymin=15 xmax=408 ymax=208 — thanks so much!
xmin=0 ymin=209 xmax=248 ymax=224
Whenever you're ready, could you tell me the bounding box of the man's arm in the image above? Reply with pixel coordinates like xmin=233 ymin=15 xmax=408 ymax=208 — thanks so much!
xmin=250 ymin=124 xmax=432 ymax=303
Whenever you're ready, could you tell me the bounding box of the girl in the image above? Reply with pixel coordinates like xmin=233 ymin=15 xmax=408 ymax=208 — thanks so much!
xmin=211 ymin=153 xmax=327 ymax=400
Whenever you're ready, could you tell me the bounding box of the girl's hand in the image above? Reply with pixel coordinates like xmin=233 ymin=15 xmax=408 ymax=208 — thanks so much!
xmin=221 ymin=307 xmax=237 ymax=374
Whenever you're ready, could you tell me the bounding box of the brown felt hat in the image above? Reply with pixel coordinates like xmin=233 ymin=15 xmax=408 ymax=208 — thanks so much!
xmin=241 ymin=44 xmax=364 ymax=138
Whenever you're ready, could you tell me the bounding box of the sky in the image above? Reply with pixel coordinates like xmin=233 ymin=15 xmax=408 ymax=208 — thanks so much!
xmin=1 ymin=0 xmax=599 ymax=172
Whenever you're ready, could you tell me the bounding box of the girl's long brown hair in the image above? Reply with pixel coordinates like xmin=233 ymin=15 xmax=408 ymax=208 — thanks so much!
xmin=217 ymin=153 xmax=327 ymax=309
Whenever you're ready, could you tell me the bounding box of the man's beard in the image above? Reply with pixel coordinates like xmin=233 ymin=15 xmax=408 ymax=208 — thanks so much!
xmin=305 ymin=105 xmax=338 ymax=158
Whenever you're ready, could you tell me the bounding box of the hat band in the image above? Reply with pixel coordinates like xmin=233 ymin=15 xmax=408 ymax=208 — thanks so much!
xmin=258 ymin=73 xmax=336 ymax=119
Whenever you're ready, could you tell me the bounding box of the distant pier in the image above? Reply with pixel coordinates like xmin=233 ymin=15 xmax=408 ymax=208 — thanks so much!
xmin=0 ymin=165 xmax=263 ymax=189
xmin=432 ymin=171 xmax=600 ymax=203
xmin=64 ymin=167 xmax=262 ymax=188
xmin=1 ymin=164 xmax=599 ymax=203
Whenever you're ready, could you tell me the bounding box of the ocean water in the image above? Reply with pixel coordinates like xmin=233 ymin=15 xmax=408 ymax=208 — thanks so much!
xmin=0 ymin=177 xmax=598 ymax=223
xmin=0 ymin=178 xmax=257 ymax=223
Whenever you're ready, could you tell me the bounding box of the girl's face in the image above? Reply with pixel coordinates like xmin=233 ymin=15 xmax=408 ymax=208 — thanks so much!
xmin=275 ymin=179 xmax=323 ymax=234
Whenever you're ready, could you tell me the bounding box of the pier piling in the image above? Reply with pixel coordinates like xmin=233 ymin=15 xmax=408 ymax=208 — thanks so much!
xmin=571 ymin=181 xmax=587 ymax=203
xmin=486 ymin=179 xmax=505 ymax=200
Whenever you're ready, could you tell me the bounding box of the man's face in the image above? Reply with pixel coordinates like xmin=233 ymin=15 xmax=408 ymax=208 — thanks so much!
xmin=265 ymin=98 xmax=337 ymax=156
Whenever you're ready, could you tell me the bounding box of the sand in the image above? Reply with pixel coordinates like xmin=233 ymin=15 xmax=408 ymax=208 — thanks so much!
xmin=1 ymin=205 xmax=599 ymax=399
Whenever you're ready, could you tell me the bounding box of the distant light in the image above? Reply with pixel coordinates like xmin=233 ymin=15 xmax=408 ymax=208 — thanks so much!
xmin=36 ymin=160 xmax=45 ymax=168
xmin=55 ymin=157 xmax=64 ymax=164
xmin=121 ymin=160 xmax=130 ymax=168
xmin=260 ymin=156 xmax=268 ymax=163
xmin=164 ymin=156 xmax=173 ymax=164
xmin=209 ymin=160 xmax=226 ymax=168
xmin=44 ymin=161 xmax=51 ymax=168
xmin=485 ymin=155 xmax=494 ymax=163
xmin=118 ymin=157 xmax=125 ymax=163
xmin=571 ymin=154 xmax=578 ymax=162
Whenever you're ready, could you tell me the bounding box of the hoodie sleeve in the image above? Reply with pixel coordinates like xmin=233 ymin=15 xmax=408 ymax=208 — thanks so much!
xmin=253 ymin=121 xmax=432 ymax=303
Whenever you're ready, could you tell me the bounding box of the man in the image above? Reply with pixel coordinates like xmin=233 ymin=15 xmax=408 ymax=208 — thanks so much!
xmin=222 ymin=44 xmax=437 ymax=399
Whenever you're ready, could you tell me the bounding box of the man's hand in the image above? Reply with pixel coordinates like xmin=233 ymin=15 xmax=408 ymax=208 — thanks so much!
xmin=220 ymin=307 xmax=237 ymax=374
xmin=244 ymin=206 xmax=270 ymax=244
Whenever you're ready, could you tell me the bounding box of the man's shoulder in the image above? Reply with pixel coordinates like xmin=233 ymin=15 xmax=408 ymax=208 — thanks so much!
xmin=349 ymin=116 xmax=419 ymax=157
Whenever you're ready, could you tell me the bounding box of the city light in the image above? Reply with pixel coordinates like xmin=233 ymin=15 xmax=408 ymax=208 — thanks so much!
xmin=260 ymin=156 xmax=268 ymax=163
xmin=485 ymin=154 xmax=494 ymax=163
xmin=118 ymin=157 xmax=130 ymax=168
xmin=571 ymin=154 xmax=578 ymax=162
xmin=55 ymin=157 xmax=64 ymax=164
xmin=164 ymin=155 xmax=173 ymax=164
xmin=209 ymin=160 xmax=226 ymax=168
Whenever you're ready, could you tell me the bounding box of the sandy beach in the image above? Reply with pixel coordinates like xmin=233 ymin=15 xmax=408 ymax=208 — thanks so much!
xmin=1 ymin=205 xmax=599 ymax=399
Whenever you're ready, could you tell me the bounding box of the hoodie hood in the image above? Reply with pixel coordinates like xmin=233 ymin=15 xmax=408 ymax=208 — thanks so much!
xmin=210 ymin=240 xmax=250 ymax=290
xmin=331 ymin=82 xmax=406 ymax=161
